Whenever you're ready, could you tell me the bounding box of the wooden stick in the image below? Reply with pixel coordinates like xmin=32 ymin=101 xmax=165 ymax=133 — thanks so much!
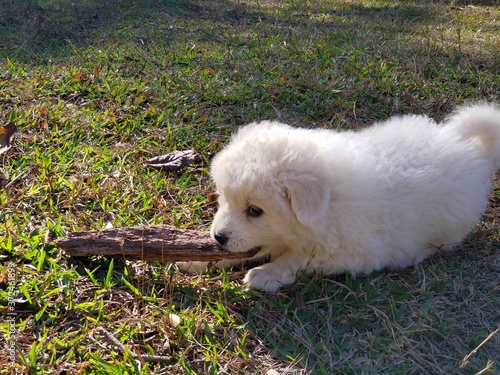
xmin=55 ymin=224 xmax=260 ymax=261
xmin=95 ymin=327 xmax=172 ymax=364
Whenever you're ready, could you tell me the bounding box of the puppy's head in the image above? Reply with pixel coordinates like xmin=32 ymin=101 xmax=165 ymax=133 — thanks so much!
xmin=209 ymin=121 xmax=331 ymax=254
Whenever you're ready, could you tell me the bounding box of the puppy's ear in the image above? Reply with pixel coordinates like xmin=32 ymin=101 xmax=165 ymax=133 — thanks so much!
xmin=279 ymin=171 xmax=330 ymax=225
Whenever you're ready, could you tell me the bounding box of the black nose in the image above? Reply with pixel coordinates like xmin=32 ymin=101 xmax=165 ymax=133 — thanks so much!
xmin=214 ymin=232 xmax=229 ymax=245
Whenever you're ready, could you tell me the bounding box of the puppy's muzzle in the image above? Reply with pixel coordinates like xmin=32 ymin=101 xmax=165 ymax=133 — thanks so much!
xmin=213 ymin=232 xmax=229 ymax=246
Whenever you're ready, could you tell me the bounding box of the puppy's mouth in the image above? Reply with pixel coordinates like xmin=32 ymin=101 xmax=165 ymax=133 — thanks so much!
xmin=219 ymin=246 xmax=261 ymax=259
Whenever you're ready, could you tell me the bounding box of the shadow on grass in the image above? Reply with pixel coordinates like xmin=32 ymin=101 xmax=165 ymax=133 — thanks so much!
xmin=3 ymin=0 xmax=498 ymax=125
xmin=245 ymin=243 xmax=500 ymax=374
xmin=0 ymin=0 xmax=263 ymax=58
xmin=0 ymin=0 xmax=472 ymax=59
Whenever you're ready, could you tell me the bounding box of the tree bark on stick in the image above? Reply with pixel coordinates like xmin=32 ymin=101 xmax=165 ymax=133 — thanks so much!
xmin=55 ymin=224 xmax=259 ymax=261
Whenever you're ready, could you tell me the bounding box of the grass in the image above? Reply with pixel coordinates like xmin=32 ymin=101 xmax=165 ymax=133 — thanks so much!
xmin=0 ymin=0 xmax=499 ymax=373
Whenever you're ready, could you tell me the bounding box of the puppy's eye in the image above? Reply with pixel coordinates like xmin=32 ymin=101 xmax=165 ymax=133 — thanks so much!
xmin=247 ymin=205 xmax=264 ymax=217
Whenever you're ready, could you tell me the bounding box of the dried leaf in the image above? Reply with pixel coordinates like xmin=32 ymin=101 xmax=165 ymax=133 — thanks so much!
xmin=145 ymin=149 xmax=198 ymax=172
xmin=0 ymin=122 xmax=18 ymax=155
xmin=207 ymin=192 xmax=219 ymax=203
xmin=0 ymin=170 xmax=8 ymax=188
xmin=74 ymin=71 xmax=89 ymax=82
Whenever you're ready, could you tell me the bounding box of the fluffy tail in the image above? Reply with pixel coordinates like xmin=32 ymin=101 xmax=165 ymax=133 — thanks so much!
xmin=446 ymin=102 xmax=500 ymax=169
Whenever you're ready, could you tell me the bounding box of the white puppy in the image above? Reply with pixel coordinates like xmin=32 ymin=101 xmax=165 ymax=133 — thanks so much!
xmin=205 ymin=103 xmax=500 ymax=292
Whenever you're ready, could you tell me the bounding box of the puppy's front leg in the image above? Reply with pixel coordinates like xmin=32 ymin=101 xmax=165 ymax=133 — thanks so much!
xmin=243 ymin=253 xmax=306 ymax=293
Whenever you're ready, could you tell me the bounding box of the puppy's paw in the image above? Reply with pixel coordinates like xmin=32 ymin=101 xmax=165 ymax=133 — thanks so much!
xmin=243 ymin=264 xmax=296 ymax=293
xmin=176 ymin=261 xmax=211 ymax=274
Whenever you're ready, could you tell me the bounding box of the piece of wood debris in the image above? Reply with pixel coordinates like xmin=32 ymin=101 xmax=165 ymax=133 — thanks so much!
xmin=145 ymin=149 xmax=198 ymax=172
xmin=55 ymin=224 xmax=260 ymax=261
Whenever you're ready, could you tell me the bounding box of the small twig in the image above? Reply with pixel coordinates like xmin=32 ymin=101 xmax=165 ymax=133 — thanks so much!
xmin=136 ymin=353 xmax=173 ymax=364
xmin=460 ymin=327 xmax=499 ymax=368
xmin=95 ymin=326 xmax=127 ymax=351
xmin=95 ymin=327 xmax=172 ymax=364
xmin=474 ymin=361 xmax=494 ymax=375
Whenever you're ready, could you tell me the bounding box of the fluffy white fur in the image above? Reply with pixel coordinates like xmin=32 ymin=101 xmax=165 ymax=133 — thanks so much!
xmin=194 ymin=103 xmax=500 ymax=292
